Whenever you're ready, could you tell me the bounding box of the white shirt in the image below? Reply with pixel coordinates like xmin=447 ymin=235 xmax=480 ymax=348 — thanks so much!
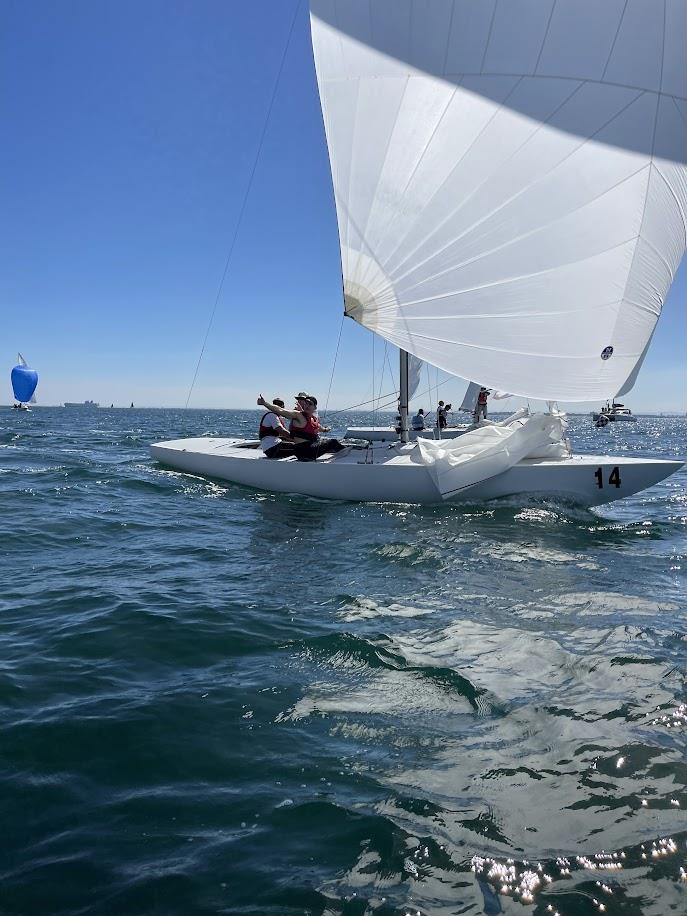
xmin=260 ymin=412 xmax=284 ymax=452
xmin=411 ymin=412 xmax=425 ymax=430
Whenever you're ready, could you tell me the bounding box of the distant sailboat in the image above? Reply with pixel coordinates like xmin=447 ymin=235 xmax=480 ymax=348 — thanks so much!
xmin=11 ymin=353 xmax=38 ymax=411
xmin=152 ymin=1 xmax=686 ymax=506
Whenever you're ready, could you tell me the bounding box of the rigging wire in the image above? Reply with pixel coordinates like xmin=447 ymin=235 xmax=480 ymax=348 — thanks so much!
xmin=320 ymin=362 xmax=458 ymax=426
xmin=376 ymin=341 xmax=389 ymax=410
xmin=322 ymin=313 xmax=345 ymax=424
xmin=384 ymin=346 xmax=395 ymax=395
xmin=372 ymin=332 xmax=376 ymax=431
xmin=184 ymin=0 xmax=302 ymax=409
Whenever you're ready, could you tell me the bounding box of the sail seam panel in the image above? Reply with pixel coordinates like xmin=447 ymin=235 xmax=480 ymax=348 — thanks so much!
xmin=670 ymin=94 xmax=687 ymax=142
xmin=316 ymin=9 xmax=686 ymax=102
xmin=479 ymin=0 xmax=499 ymax=74
xmin=355 ymin=75 xmax=413 ymax=270
xmin=638 ymin=233 xmax=677 ymax=284
xmin=389 ymin=82 xmax=641 ymax=284
xmin=375 ymin=326 xmax=635 ymax=362
xmin=347 ymin=76 xmax=362 ymax=290
xmin=622 ymin=297 xmax=668 ymax=317
xmin=653 ymin=160 xmax=687 ymax=251
xmin=377 ymin=74 xmax=527 ymax=278
xmin=394 ymin=292 xmax=624 ymax=319
xmin=311 ymin=7 xmax=347 ymax=307
xmin=362 ymin=80 xmax=463 ymax=261
xmin=441 ymin=0 xmax=457 ymax=78
xmin=611 ymin=11 xmax=664 ymax=380
xmin=321 ymin=69 xmax=687 ymax=106
xmin=393 ymin=237 xmax=637 ymax=308
xmin=395 ymin=161 xmax=650 ymax=295
xmin=534 ymin=0 xmax=557 ymax=75
xmin=395 ymin=303 xmax=620 ymax=321
xmin=600 ymin=0 xmax=629 ymax=82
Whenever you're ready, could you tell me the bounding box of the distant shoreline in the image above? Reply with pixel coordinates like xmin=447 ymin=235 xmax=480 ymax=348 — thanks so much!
xmin=3 ymin=404 xmax=686 ymax=417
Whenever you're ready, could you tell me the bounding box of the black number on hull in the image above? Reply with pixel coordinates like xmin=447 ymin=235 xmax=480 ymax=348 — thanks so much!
xmin=594 ymin=466 xmax=621 ymax=489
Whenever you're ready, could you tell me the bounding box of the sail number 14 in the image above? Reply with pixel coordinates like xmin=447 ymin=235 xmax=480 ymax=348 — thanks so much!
xmin=594 ymin=466 xmax=621 ymax=489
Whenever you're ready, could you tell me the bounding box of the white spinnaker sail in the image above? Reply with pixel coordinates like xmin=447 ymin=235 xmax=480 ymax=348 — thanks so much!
xmin=310 ymin=0 xmax=687 ymax=402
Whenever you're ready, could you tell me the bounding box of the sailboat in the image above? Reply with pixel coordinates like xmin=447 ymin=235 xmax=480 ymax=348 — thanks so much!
xmin=10 ymin=353 xmax=38 ymax=411
xmin=152 ymin=1 xmax=686 ymax=506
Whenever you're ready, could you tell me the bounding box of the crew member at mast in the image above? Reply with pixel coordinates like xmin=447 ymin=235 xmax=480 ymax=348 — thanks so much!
xmin=411 ymin=408 xmax=425 ymax=431
xmin=436 ymin=400 xmax=447 ymax=430
xmin=257 ymin=393 xmax=345 ymax=462
xmin=474 ymin=387 xmax=489 ymax=423
xmin=258 ymin=397 xmax=295 ymax=459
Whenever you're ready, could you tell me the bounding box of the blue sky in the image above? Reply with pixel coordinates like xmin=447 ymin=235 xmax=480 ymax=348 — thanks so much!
xmin=1 ymin=0 xmax=685 ymax=413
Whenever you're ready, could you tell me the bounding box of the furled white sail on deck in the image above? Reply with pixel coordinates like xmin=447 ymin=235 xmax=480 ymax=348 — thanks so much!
xmin=310 ymin=0 xmax=687 ymax=401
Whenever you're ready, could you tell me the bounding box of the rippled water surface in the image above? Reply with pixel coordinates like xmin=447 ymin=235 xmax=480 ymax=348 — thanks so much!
xmin=1 ymin=408 xmax=686 ymax=915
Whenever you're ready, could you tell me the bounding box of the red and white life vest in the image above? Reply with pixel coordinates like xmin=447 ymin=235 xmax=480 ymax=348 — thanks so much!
xmin=289 ymin=413 xmax=320 ymax=443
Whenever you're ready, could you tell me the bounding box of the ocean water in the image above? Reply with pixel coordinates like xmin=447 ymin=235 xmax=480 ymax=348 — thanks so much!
xmin=1 ymin=407 xmax=686 ymax=916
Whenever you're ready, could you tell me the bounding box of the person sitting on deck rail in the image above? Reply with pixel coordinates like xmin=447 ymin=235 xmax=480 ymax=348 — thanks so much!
xmin=257 ymin=393 xmax=345 ymax=462
xmin=258 ymin=398 xmax=296 ymax=459
xmin=411 ymin=408 xmax=425 ymax=431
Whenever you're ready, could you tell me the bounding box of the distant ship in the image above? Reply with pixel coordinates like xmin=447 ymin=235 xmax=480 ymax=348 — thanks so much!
xmin=64 ymin=400 xmax=99 ymax=408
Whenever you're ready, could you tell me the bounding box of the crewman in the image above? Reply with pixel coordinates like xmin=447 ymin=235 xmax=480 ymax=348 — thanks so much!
xmin=257 ymin=393 xmax=345 ymax=462
xmin=411 ymin=408 xmax=426 ymax=431
xmin=257 ymin=397 xmax=295 ymax=459
xmin=474 ymin=387 xmax=489 ymax=423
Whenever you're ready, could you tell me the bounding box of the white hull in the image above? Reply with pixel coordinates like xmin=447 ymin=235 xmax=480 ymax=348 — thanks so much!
xmin=345 ymin=425 xmax=470 ymax=441
xmin=150 ymin=438 xmax=682 ymax=507
xmin=592 ymin=413 xmax=637 ymax=422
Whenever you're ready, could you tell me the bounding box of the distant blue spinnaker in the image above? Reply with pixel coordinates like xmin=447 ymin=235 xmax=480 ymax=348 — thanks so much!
xmin=11 ymin=353 xmax=38 ymax=403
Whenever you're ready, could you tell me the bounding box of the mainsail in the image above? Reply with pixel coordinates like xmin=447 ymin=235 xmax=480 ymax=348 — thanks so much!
xmin=310 ymin=0 xmax=687 ymax=401
xmin=407 ymin=353 xmax=423 ymax=401
xmin=459 ymin=381 xmax=481 ymax=414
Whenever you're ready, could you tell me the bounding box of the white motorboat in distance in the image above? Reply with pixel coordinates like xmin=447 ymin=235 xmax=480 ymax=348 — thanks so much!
xmin=593 ymin=402 xmax=638 ymax=425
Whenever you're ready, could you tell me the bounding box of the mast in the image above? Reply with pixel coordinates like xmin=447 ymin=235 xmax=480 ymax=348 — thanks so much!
xmin=398 ymin=349 xmax=409 ymax=443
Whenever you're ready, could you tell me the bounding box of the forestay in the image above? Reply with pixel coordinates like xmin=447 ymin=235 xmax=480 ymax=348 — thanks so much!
xmin=310 ymin=0 xmax=687 ymax=401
